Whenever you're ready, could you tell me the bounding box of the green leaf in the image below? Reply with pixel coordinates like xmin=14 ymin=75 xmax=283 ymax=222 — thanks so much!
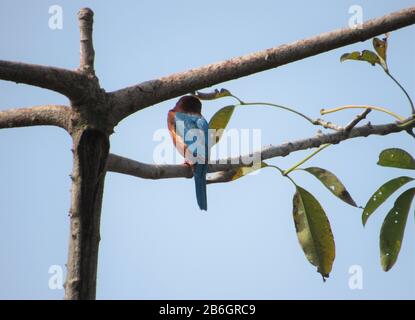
xmin=340 ymin=50 xmax=381 ymax=66
xmin=340 ymin=51 xmax=360 ymax=62
xmin=362 ymin=176 xmax=414 ymax=226
xmin=293 ymin=186 xmax=335 ymax=280
xmin=303 ymin=167 xmax=357 ymax=207
xmin=231 ymin=162 xmax=268 ymax=181
xmin=195 ymin=88 xmax=233 ymax=100
xmin=380 ymin=187 xmax=415 ymax=271
xmin=377 ymin=148 xmax=415 ymax=170
xmin=208 ymin=105 xmax=236 ymax=145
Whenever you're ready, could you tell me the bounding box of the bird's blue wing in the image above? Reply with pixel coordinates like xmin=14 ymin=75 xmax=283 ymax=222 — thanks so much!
xmin=174 ymin=112 xmax=209 ymax=164
xmin=195 ymin=117 xmax=209 ymax=163
xmin=194 ymin=116 xmax=209 ymax=210
xmin=174 ymin=112 xmax=209 ymax=210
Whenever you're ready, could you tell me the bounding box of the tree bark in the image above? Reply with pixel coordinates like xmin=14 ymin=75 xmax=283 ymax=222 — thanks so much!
xmin=65 ymin=129 xmax=109 ymax=300
xmin=63 ymin=8 xmax=109 ymax=300
xmin=0 ymin=60 xmax=89 ymax=102
xmin=0 ymin=105 xmax=70 ymax=130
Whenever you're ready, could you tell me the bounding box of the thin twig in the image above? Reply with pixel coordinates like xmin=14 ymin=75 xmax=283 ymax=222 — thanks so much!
xmin=344 ymin=108 xmax=372 ymax=131
xmin=312 ymin=118 xmax=344 ymax=131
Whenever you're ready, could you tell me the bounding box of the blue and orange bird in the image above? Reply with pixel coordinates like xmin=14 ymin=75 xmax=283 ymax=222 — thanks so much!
xmin=168 ymin=96 xmax=209 ymax=210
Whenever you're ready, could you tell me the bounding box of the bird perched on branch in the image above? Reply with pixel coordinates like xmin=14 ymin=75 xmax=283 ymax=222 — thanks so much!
xmin=168 ymin=96 xmax=209 ymax=210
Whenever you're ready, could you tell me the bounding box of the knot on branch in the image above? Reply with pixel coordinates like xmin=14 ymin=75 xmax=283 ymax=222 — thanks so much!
xmin=78 ymin=8 xmax=94 ymax=22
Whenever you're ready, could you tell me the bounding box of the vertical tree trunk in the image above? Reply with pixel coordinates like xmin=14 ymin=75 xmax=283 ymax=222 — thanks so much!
xmin=65 ymin=128 xmax=109 ymax=300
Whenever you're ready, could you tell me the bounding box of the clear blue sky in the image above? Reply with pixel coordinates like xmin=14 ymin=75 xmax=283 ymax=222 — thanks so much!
xmin=0 ymin=0 xmax=414 ymax=299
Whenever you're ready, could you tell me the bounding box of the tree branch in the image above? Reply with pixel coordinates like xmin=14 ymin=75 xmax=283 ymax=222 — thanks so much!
xmin=106 ymin=154 xmax=194 ymax=180
xmin=106 ymin=117 xmax=415 ymax=180
xmin=63 ymin=10 xmax=105 ymax=300
xmin=78 ymin=8 xmax=95 ymax=75
xmin=0 ymin=8 xmax=99 ymax=106
xmin=0 ymin=105 xmax=70 ymax=130
xmin=0 ymin=61 xmax=89 ymax=103
xmin=312 ymin=118 xmax=344 ymax=131
xmin=108 ymin=6 xmax=415 ymax=123
xmin=344 ymin=108 xmax=372 ymax=131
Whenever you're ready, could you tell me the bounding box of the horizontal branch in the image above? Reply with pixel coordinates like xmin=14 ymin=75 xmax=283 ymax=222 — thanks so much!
xmin=106 ymin=117 xmax=415 ymax=181
xmin=106 ymin=154 xmax=193 ymax=179
xmin=0 ymin=60 xmax=90 ymax=102
xmin=0 ymin=105 xmax=70 ymax=130
xmin=108 ymin=6 xmax=415 ymax=123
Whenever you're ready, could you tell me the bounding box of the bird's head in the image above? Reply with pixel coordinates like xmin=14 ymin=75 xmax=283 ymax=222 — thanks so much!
xmin=174 ymin=95 xmax=202 ymax=114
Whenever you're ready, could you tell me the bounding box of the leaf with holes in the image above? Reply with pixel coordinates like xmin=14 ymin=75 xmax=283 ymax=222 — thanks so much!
xmin=377 ymin=148 xmax=415 ymax=170
xmin=340 ymin=50 xmax=381 ymax=66
xmin=380 ymin=188 xmax=415 ymax=271
xmin=293 ymin=186 xmax=335 ymax=280
xmin=303 ymin=167 xmax=357 ymax=207
xmin=362 ymin=176 xmax=414 ymax=226
xmin=208 ymin=105 xmax=235 ymax=145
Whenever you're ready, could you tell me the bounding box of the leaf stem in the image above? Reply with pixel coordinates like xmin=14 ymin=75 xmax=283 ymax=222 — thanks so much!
xmin=321 ymin=105 xmax=405 ymax=121
xmin=385 ymin=71 xmax=415 ymax=115
xmin=283 ymin=144 xmax=331 ymax=176
xmin=267 ymin=164 xmax=297 ymax=187
xmin=237 ymin=102 xmax=315 ymax=124
xmin=229 ymin=94 xmax=245 ymax=105
xmin=397 ymin=117 xmax=415 ymax=128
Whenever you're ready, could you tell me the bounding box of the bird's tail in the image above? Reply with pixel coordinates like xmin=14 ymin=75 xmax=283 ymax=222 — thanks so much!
xmin=194 ymin=164 xmax=207 ymax=211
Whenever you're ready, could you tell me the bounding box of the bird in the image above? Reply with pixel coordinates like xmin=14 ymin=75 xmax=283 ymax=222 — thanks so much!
xmin=168 ymin=95 xmax=209 ymax=211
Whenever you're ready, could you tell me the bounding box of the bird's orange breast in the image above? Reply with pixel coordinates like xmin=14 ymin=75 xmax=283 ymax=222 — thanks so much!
xmin=167 ymin=110 xmax=187 ymax=158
